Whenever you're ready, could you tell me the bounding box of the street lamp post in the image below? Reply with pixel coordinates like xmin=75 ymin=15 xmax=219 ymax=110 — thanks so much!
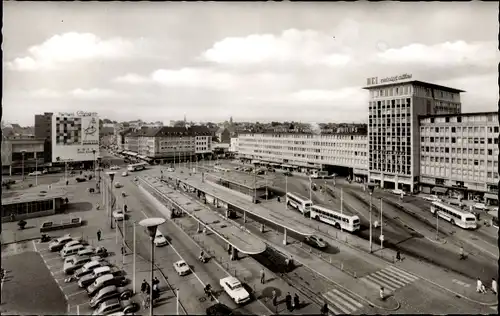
xmin=35 ymin=151 xmax=38 ymax=186
xmin=380 ymin=198 xmax=384 ymax=250
xmin=92 ymin=149 xmax=96 ymax=179
xmin=21 ymin=150 xmax=26 ymax=181
xmin=367 ymin=183 xmax=377 ymax=253
xmin=435 ymin=210 xmax=439 ymax=240
xmin=107 ymin=172 xmax=116 ymax=229
xmin=139 ymin=217 xmax=166 ymax=316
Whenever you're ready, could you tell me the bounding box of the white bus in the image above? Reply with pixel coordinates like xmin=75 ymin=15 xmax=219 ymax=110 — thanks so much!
xmin=430 ymin=201 xmax=477 ymax=229
xmin=127 ymin=162 xmax=148 ymax=172
xmin=310 ymin=204 xmax=361 ymax=233
xmin=286 ymin=192 xmax=312 ymax=214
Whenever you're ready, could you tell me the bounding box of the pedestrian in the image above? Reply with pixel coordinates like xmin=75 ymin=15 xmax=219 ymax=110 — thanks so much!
xmin=492 ymin=278 xmax=497 ymax=295
xmin=321 ymin=303 xmax=328 ymax=316
xmin=293 ymin=293 xmax=300 ymax=310
xmin=66 ymin=180 xmax=69 ymax=186
xmin=396 ymin=250 xmax=401 ymax=262
xmin=260 ymin=269 xmax=266 ymax=284
xmin=153 ymin=277 xmax=160 ymax=289
xmin=141 ymin=280 xmax=147 ymax=294
xmin=459 ymin=246 xmax=466 ymax=260
xmin=272 ymin=289 xmax=277 ymax=306
xmin=97 ymin=229 xmax=102 ymax=241
xmin=379 ymin=286 xmax=385 ymax=300
xmin=285 ymin=292 xmax=292 ymax=311
xmin=145 ymin=282 xmax=151 ymax=295
xmin=477 ymin=278 xmax=486 ymax=293
xmin=10 ymin=213 xmax=15 ymax=222
xmin=121 ymin=246 xmax=125 ymax=255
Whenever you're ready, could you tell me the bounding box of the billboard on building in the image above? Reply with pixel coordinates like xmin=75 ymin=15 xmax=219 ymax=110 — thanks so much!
xmin=51 ymin=111 xmax=99 ymax=162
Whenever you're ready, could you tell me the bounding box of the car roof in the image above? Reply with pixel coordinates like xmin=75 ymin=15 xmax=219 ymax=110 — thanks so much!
xmin=94 ymin=266 xmax=111 ymax=274
xmin=155 ymin=230 xmax=164 ymax=237
xmin=175 ymin=260 xmax=186 ymax=265
xmin=99 ymin=285 xmax=117 ymax=295
xmin=221 ymin=276 xmax=240 ymax=286
xmin=101 ymin=298 xmax=120 ymax=307
xmin=95 ymin=274 xmax=114 ymax=282
xmin=84 ymin=260 xmax=101 ymax=268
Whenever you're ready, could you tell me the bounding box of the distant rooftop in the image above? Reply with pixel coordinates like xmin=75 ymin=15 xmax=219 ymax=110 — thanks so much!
xmin=362 ymin=80 xmax=465 ymax=93
xmin=2 ymin=187 xmax=67 ymax=205
xmin=419 ymin=111 xmax=497 ymax=120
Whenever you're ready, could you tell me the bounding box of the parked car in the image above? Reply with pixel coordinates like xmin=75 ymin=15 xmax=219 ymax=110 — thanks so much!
xmin=79 ymin=266 xmax=122 ymax=288
xmin=423 ymin=195 xmax=442 ymax=202
xmin=64 ymin=255 xmax=92 ymax=275
xmin=391 ymin=189 xmax=406 ymax=196
xmin=28 ymin=171 xmax=43 ymax=176
xmin=49 ymin=235 xmax=76 ymax=252
xmin=89 ymin=285 xmax=133 ymax=308
xmin=219 ymin=276 xmax=250 ymax=304
xmin=283 ymin=171 xmax=292 ymax=176
xmin=110 ymin=166 xmax=121 ymax=171
xmin=61 ymin=243 xmax=86 ymax=258
xmin=121 ymin=171 xmax=128 ymax=177
xmin=95 ymin=246 xmax=109 ymax=258
xmin=154 ymin=230 xmax=168 ymax=247
xmin=304 ymin=235 xmax=328 ymax=249
xmin=78 ymin=246 xmax=98 ymax=257
xmin=173 ymin=260 xmax=190 ymax=276
xmin=114 ymin=182 xmax=123 ymax=189
xmin=87 ymin=274 xmax=127 ymax=297
xmin=92 ymin=298 xmax=138 ymax=316
xmin=112 ymin=210 xmax=125 ymax=221
xmin=474 ymin=203 xmax=487 ymax=210
xmin=76 ymin=177 xmax=87 ymax=183
xmin=206 ymin=303 xmax=234 ymax=316
xmin=75 ymin=260 xmax=108 ymax=279
xmin=166 ymin=168 xmax=175 ymax=172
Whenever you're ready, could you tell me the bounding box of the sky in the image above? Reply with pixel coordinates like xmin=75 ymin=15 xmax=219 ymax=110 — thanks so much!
xmin=3 ymin=2 xmax=499 ymax=126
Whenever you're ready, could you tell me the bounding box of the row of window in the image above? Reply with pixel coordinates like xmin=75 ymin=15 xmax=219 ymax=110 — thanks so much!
xmin=421 ymin=114 xmax=497 ymax=124
xmin=422 ymin=167 xmax=498 ymax=180
xmin=422 ymin=156 xmax=498 ymax=167
xmin=422 ymin=136 xmax=499 ymax=145
xmin=244 ymin=150 xmax=367 ymax=166
xmin=2 ymin=199 xmax=55 ymax=216
xmin=421 ymin=146 xmax=499 ymax=155
xmin=369 ymin=166 xmax=412 ymax=175
xmin=240 ymin=134 xmax=366 ymax=141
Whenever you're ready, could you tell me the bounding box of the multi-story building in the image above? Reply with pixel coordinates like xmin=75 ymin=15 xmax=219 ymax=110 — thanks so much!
xmin=229 ymin=137 xmax=239 ymax=153
xmin=124 ymin=130 xmax=141 ymax=153
xmin=116 ymin=128 xmax=133 ymax=151
xmin=419 ymin=112 xmax=499 ymax=204
xmin=138 ymin=128 xmax=160 ymax=157
xmin=1 ymin=136 xmax=45 ymax=176
xmin=34 ymin=112 xmax=53 ymax=164
xmin=237 ymin=128 xmax=369 ymax=179
xmin=190 ymin=126 xmax=212 ymax=156
xmin=364 ymin=75 xmax=464 ymax=193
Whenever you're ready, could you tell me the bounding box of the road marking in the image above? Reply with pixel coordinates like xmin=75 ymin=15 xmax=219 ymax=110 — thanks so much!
xmin=452 ymin=279 xmax=471 ymax=288
xmin=360 ymin=266 xmax=419 ymax=293
xmin=32 ymin=240 xmax=38 ymax=252
xmin=61 ymin=283 xmax=78 ymax=290
xmin=322 ymin=288 xmax=363 ymax=315
xmin=67 ymin=290 xmax=86 ymax=298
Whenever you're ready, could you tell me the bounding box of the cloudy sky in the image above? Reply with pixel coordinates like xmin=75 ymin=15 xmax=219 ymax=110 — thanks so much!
xmin=3 ymin=2 xmax=498 ymax=126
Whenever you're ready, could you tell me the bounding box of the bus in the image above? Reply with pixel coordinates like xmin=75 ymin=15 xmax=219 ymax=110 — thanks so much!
xmin=214 ymin=166 xmax=231 ymax=173
xmin=430 ymin=201 xmax=477 ymax=229
xmin=286 ymin=192 xmax=312 ymax=214
xmin=127 ymin=162 xmax=148 ymax=172
xmin=310 ymin=204 xmax=361 ymax=233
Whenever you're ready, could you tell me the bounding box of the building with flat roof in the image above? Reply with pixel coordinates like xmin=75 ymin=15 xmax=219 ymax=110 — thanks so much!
xmin=1 ymin=137 xmax=45 ymax=176
xmin=237 ymin=129 xmax=368 ymax=179
xmin=419 ymin=111 xmax=499 ymax=205
xmin=2 ymin=187 xmax=67 ymax=222
xmin=363 ymin=75 xmax=464 ymax=193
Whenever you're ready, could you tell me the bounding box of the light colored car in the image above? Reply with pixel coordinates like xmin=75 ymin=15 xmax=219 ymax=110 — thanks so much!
xmin=92 ymin=298 xmax=138 ymax=316
xmin=219 ymin=276 xmax=250 ymax=304
xmin=121 ymin=171 xmax=128 ymax=177
xmin=114 ymin=182 xmax=123 ymax=188
xmin=391 ymin=189 xmax=406 ymax=196
xmin=166 ymin=167 xmax=175 ymax=172
xmin=304 ymin=235 xmax=327 ymax=249
xmin=78 ymin=246 xmax=97 ymax=257
xmin=79 ymin=266 xmax=121 ymax=288
xmin=28 ymin=171 xmax=43 ymax=176
xmin=154 ymin=230 xmax=168 ymax=247
xmin=64 ymin=255 xmax=92 ymax=274
xmin=48 ymin=235 xmax=74 ymax=252
xmin=112 ymin=210 xmax=125 ymax=221
xmin=63 ymin=240 xmax=83 ymax=250
xmin=75 ymin=260 xmax=107 ymax=279
xmin=173 ymin=260 xmax=190 ymax=276
xmin=474 ymin=203 xmax=487 ymax=210
xmin=110 ymin=166 xmax=120 ymax=171
xmin=423 ymin=195 xmax=442 ymax=202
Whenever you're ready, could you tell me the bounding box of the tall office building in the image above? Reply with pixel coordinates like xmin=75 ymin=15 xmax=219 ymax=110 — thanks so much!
xmin=34 ymin=112 xmax=53 ymax=163
xmin=363 ymin=75 xmax=464 ymax=192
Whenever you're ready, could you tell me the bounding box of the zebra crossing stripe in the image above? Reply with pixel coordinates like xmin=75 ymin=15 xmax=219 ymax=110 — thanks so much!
xmin=322 ymin=292 xmax=347 ymax=314
xmin=386 ymin=266 xmax=419 ymax=282
xmin=376 ymin=270 xmax=408 ymax=286
xmin=361 ymin=275 xmax=386 ymax=290
xmin=366 ymin=274 xmax=397 ymax=291
xmin=323 ymin=291 xmax=354 ymax=314
xmin=331 ymin=289 xmax=363 ymax=309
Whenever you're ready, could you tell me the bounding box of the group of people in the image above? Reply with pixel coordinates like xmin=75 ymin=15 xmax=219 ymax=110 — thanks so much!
xmin=476 ymin=277 xmax=497 ymax=295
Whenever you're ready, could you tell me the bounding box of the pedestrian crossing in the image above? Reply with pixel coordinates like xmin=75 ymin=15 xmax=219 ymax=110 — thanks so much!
xmin=360 ymin=266 xmax=419 ymax=292
xmin=321 ymin=288 xmax=364 ymax=315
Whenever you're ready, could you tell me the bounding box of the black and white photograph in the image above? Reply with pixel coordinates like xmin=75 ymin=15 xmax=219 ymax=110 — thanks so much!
xmin=1 ymin=2 xmax=498 ymax=315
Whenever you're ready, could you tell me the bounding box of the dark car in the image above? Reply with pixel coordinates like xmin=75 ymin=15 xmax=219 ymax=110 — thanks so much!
xmin=206 ymin=303 xmax=233 ymax=316
xmin=283 ymin=171 xmax=292 ymax=176
xmin=76 ymin=177 xmax=87 ymax=183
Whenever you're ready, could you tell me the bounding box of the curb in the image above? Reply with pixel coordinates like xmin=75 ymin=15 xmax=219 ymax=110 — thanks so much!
xmin=1 ymin=236 xmax=41 ymax=246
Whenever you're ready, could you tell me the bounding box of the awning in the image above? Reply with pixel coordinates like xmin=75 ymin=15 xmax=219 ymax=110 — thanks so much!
xmin=432 ymin=187 xmax=448 ymax=194
xmin=484 ymin=193 xmax=498 ymax=201
xmin=281 ymin=164 xmax=293 ymax=168
xmin=129 ymin=152 xmax=138 ymax=157
xmin=251 ymin=160 xmax=261 ymax=164
xmin=270 ymin=163 xmax=280 ymax=166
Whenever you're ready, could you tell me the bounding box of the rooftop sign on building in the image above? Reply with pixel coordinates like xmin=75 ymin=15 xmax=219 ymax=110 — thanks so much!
xmin=366 ymin=73 xmax=413 ymax=86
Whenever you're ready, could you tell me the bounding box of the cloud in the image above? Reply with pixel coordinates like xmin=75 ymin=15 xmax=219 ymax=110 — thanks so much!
xmin=29 ymin=89 xmax=64 ymax=99
xmin=376 ymin=40 xmax=499 ymax=67
xmin=70 ymin=88 xmax=124 ymax=99
xmin=113 ymin=73 xmax=150 ymax=84
xmin=290 ymin=87 xmax=363 ymax=102
xmin=6 ymin=32 xmax=136 ymax=71
xmin=201 ymin=29 xmax=351 ymax=67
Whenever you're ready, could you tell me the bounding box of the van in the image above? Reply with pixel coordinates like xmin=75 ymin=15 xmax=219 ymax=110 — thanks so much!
xmin=61 ymin=244 xmax=85 ymax=258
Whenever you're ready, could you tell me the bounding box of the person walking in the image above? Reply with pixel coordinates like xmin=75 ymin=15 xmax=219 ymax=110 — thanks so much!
xmin=477 ymin=278 xmax=486 ymax=293
xmin=459 ymin=246 xmax=466 ymax=260
xmin=293 ymin=293 xmax=300 ymax=310
xmin=396 ymin=250 xmax=401 ymax=262
xmin=285 ymin=292 xmax=292 ymax=311
xmin=492 ymin=278 xmax=497 ymax=295
xmin=272 ymin=289 xmax=277 ymax=306
xmin=379 ymin=286 xmax=385 ymax=300
xmin=121 ymin=246 xmax=125 ymax=255
xmin=97 ymin=229 xmax=102 ymax=241
xmin=260 ymin=269 xmax=266 ymax=284
xmin=141 ymin=280 xmax=147 ymax=294
xmin=321 ymin=303 xmax=328 ymax=316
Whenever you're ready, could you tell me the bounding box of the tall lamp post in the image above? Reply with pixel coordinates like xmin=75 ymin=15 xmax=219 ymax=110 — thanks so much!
xmin=92 ymin=149 xmax=97 ymax=178
xmin=139 ymin=217 xmax=166 ymax=316
xmin=107 ymin=172 xmax=116 ymax=229
xmin=366 ymin=182 xmax=377 ymax=253
xmin=21 ymin=150 xmax=26 ymax=181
